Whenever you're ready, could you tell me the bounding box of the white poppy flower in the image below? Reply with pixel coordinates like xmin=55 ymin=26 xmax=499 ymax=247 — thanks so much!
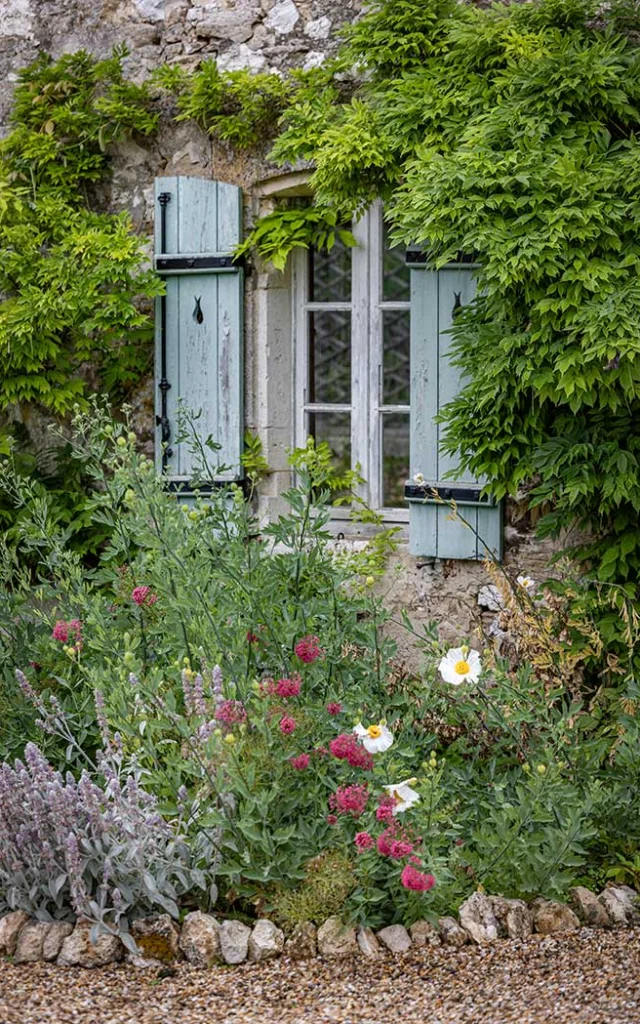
xmin=439 ymin=646 xmax=482 ymax=685
xmin=353 ymin=722 xmax=394 ymax=753
xmin=517 ymin=574 xmax=535 ymax=592
xmin=413 ymin=472 xmax=426 ymax=486
xmin=384 ymin=778 xmax=420 ymax=814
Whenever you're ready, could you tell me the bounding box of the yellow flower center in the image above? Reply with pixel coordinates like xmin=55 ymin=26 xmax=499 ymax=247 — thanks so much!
xmin=454 ymin=660 xmax=470 ymax=675
xmin=391 ymin=789 xmax=403 ymax=804
xmin=367 ymin=724 xmax=382 ymax=739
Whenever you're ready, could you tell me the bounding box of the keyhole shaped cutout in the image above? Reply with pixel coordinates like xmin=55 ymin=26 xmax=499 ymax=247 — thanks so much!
xmin=193 ymin=296 xmax=204 ymax=324
xmin=452 ymin=291 xmax=462 ymax=318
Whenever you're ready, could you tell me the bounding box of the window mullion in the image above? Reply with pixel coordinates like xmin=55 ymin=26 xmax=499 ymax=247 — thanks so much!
xmin=368 ymin=201 xmax=384 ymax=510
xmin=351 ymin=212 xmax=371 ymax=502
xmin=292 ymin=247 xmax=308 ymax=452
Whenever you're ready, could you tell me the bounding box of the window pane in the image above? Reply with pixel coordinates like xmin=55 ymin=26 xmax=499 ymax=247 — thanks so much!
xmin=307 ymin=412 xmax=351 ymax=478
xmin=383 ymin=309 xmax=410 ymax=405
xmin=309 ymin=236 xmax=352 ymax=302
xmin=308 ymin=310 xmax=351 ymax=404
xmin=382 ymin=413 xmax=410 ymax=507
xmin=383 ymin=221 xmax=410 ymax=301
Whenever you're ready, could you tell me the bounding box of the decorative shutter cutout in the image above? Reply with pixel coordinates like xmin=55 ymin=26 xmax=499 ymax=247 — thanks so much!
xmin=406 ymin=256 xmax=503 ymax=560
xmin=154 ymin=176 xmax=244 ymax=487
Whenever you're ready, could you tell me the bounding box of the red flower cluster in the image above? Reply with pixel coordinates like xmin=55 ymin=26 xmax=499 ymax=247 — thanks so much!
xmin=329 ymin=733 xmax=374 ymax=771
xmin=246 ymin=631 xmax=259 ymax=644
xmin=294 ymin=635 xmax=323 ymax=663
xmin=51 ymin=619 xmax=82 ymax=647
xmin=354 ymin=831 xmax=374 ymax=851
xmin=377 ymin=821 xmax=419 ymax=859
xmin=131 ymin=586 xmax=158 ymax=607
xmin=400 ymin=864 xmax=436 ymax=892
xmin=326 ymin=702 xmax=342 ymax=716
xmin=279 ymin=715 xmax=297 ymax=735
xmin=289 ymin=753 xmax=310 ymax=771
xmin=275 ymin=676 xmax=302 ymax=698
xmin=376 ymin=794 xmax=396 ymax=823
xmin=329 ymin=783 xmax=369 ymax=818
xmin=215 ymin=700 xmax=247 ymax=726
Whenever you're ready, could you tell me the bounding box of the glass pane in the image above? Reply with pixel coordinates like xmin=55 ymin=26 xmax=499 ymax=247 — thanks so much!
xmin=309 ymin=236 xmax=352 ymax=301
xmin=308 ymin=310 xmax=351 ymax=404
xmin=383 ymin=220 xmax=410 ymax=301
xmin=307 ymin=412 xmax=351 ymax=478
xmin=382 ymin=413 xmax=410 ymax=507
xmin=383 ymin=309 xmax=410 ymax=405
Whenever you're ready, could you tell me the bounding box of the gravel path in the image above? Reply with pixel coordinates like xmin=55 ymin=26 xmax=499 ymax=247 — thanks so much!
xmin=1 ymin=928 xmax=639 ymax=1024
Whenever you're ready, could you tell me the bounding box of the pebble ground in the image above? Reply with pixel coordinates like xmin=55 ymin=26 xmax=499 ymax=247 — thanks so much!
xmin=0 ymin=927 xmax=639 ymax=1024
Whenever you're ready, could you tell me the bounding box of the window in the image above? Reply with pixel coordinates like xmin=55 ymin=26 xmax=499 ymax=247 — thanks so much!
xmin=292 ymin=203 xmax=411 ymax=517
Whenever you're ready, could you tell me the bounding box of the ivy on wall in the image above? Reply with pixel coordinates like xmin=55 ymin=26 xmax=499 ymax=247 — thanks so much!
xmin=0 ymin=46 xmax=161 ymax=417
xmin=246 ymin=0 xmax=640 ymax=603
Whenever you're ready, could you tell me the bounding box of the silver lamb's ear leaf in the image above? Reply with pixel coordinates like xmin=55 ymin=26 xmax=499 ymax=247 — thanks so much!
xmin=120 ymin=931 xmax=139 ymax=954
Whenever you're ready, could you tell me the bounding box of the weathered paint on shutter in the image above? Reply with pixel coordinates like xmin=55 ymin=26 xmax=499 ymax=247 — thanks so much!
xmin=154 ymin=176 xmax=243 ymax=486
xmin=407 ymin=260 xmax=503 ymax=560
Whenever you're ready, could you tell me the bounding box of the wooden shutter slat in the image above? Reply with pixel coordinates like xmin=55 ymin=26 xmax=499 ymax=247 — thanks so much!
xmin=408 ymin=262 xmax=503 ymax=561
xmin=154 ymin=176 xmax=244 ymax=486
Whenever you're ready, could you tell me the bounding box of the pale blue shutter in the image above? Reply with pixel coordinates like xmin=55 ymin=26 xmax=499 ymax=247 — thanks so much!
xmin=406 ymin=254 xmax=503 ymax=560
xmin=154 ymin=176 xmax=244 ymax=487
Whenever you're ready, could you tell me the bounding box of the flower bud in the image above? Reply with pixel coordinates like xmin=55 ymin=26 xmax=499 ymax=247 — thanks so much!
xmin=188 ymin=510 xmax=199 ymax=521
xmin=365 ymin=576 xmax=375 ymax=587
xmin=537 ymin=764 xmax=546 ymax=775
xmin=224 ymin=733 xmax=236 ymax=744
xmin=116 ymin=436 xmax=127 ymax=448
xmin=127 ymin=432 xmax=137 ymax=443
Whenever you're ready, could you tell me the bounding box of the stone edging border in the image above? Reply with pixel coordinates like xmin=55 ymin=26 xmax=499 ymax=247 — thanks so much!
xmin=0 ymin=884 xmax=638 ymax=969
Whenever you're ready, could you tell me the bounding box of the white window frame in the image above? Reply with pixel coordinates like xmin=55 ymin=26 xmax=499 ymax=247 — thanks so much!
xmin=292 ymin=202 xmax=410 ymax=523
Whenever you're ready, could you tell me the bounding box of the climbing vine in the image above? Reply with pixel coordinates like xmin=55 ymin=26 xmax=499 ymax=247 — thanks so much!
xmin=249 ymin=0 xmax=640 ymax=610
xmin=0 ymin=46 xmax=161 ymax=417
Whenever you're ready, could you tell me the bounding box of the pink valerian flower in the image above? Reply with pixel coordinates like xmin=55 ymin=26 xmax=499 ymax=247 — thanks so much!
xmin=260 ymin=677 xmax=277 ymax=696
xmin=275 ymin=675 xmax=302 ymax=698
xmin=131 ymin=586 xmax=158 ymax=607
xmin=326 ymin=702 xmax=342 ymax=716
xmin=279 ymin=715 xmax=297 ymax=735
xmin=377 ymin=822 xmax=418 ymax=859
xmin=376 ymin=795 xmax=396 ymax=824
xmin=289 ymin=753 xmax=310 ymax=771
xmin=390 ymin=840 xmax=414 ymax=859
xmin=246 ymin=631 xmax=259 ymax=644
xmin=52 ymin=621 xmax=69 ymax=642
xmin=51 ymin=619 xmax=82 ymax=650
xmin=354 ymin=831 xmax=374 ymax=851
xmin=400 ymin=864 xmax=436 ymax=892
xmin=215 ymin=700 xmax=247 ymax=727
xmin=329 ymin=783 xmax=369 ymax=818
xmin=329 ymin=733 xmax=374 ymax=771
xmin=326 ymin=814 xmax=338 ymax=825
xmin=294 ymin=635 xmax=323 ymax=663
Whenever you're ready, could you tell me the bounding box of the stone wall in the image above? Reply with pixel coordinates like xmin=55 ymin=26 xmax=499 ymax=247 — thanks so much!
xmin=0 ymin=0 xmax=556 ymax=645
xmin=0 ymin=0 xmax=356 ymax=132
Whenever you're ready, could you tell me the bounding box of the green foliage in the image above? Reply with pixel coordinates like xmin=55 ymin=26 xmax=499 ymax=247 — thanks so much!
xmin=253 ymin=0 xmax=640 ymax=661
xmin=153 ymin=60 xmax=293 ymax=149
xmin=0 ymin=47 xmax=161 ymax=417
xmin=2 ymin=410 xmax=640 ymax=925
xmin=241 ymin=430 xmax=271 ymax=484
xmin=270 ymin=851 xmax=355 ymax=927
xmin=237 ymin=205 xmax=356 ymax=271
